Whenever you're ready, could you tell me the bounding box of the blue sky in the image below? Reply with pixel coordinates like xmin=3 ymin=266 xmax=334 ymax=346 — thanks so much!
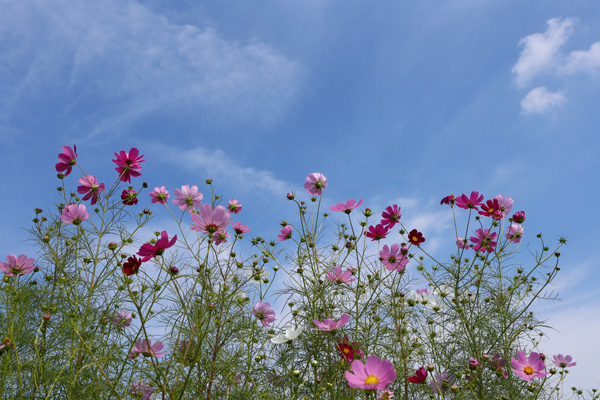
xmin=1 ymin=0 xmax=599 ymax=390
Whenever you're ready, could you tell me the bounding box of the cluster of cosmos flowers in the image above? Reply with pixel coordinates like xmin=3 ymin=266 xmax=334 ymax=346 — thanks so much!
xmin=0 ymin=149 xmax=576 ymax=398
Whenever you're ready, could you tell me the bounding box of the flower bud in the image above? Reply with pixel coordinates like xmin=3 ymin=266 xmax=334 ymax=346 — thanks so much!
xmin=205 ymin=179 xmax=212 ymax=184
xmin=286 ymin=192 xmax=295 ymax=200
xmin=169 ymin=266 xmax=179 ymax=275
xmin=427 ymin=364 xmax=435 ymax=372
xmin=108 ymin=242 xmax=118 ymax=250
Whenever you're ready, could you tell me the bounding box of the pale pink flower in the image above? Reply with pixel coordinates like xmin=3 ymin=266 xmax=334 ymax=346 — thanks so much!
xmin=304 ymin=173 xmax=327 ymax=195
xmin=112 ymin=147 xmax=144 ymax=183
xmin=326 ymin=266 xmax=356 ymax=283
xmin=495 ymin=195 xmax=514 ymax=217
xmin=190 ymin=204 xmax=230 ymax=234
xmin=150 ymin=186 xmax=170 ymax=205
xmin=313 ymin=313 xmax=350 ymax=332
xmin=0 ymin=254 xmax=35 ymax=277
xmin=212 ymin=230 xmax=230 ymax=245
xmin=330 ymin=199 xmax=364 ymax=214
xmin=456 ymin=237 xmax=470 ymax=249
xmin=378 ymin=390 xmax=395 ymax=400
xmin=228 ymin=199 xmax=242 ymax=214
xmin=173 ymin=185 xmax=203 ymax=212
xmin=129 ymin=339 xmax=166 ymax=359
xmin=55 ymin=145 xmax=77 ymax=176
xmin=552 ymin=354 xmax=576 ymax=368
xmin=278 ymin=225 xmax=293 ymax=241
xmin=430 ymin=371 xmax=455 ymax=394
xmin=60 ymin=204 xmax=89 ymax=225
xmin=112 ymin=310 xmax=132 ymax=329
xmin=511 ymin=350 xmax=548 ymax=381
xmin=252 ymin=301 xmax=276 ymax=327
xmin=505 ymin=224 xmax=524 ymax=244
xmin=129 ymin=380 xmax=155 ymax=400
xmin=231 ymin=221 xmax=251 ymax=235
xmin=345 ymin=355 xmax=396 ymax=391
xmin=380 ymin=244 xmax=409 ymax=271
xmin=77 ymin=175 xmax=105 ymax=205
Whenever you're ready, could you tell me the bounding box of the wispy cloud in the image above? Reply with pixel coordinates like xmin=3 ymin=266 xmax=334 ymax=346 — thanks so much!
xmin=563 ymin=42 xmax=600 ymax=75
xmin=0 ymin=0 xmax=304 ymax=138
xmin=520 ymin=86 xmax=566 ymax=115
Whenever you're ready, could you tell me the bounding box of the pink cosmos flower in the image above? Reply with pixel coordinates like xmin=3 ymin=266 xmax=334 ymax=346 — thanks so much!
xmin=190 ymin=204 xmax=230 ymax=235
xmin=552 ymin=354 xmax=576 ymax=368
xmin=478 ymin=199 xmax=503 ymax=220
xmin=345 ymin=355 xmax=396 ymax=391
xmin=378 ymin=390 xmax=394 ymax=400
xmin=326 ymin=266 xmax=356 ymax=284
xmin=304 ymin=173 xmax=327 ymax=195
xmin=365 ymin=224 xmax=390 ymax=241
xmin=330 ymin=199 xmax=364 ymax=214
xmin=380 ymin=244 xmax=409 ymax=271
xmin=512 ymin=211 xmax=526 ymax=223
xmin=0 ymin=254 xmax=35 ymax=277
xmin=231 ymin=221 xmax=251 ymax=235
xmin=55 ymin=145 xmax=77 ymax=176
xmin=228 ymin=199 xmax=242 ymax=214
xmin=440 ymin=195 xmax=455 ymax=206
xmin=112 ymin=310 xmax=132 ymax=329
xmin=278 ymin=225 xmax=293 ymax=241
xmin=495 ymin=195 xmax=514 ymax=217
xmin=252 ymin=301 xmax=276 ymax=327
xmin=381 ymin=204 xmax=402 ymax=228
xmin=129 ymin=380 xmax=155 ymax=400
xmin=121 ymin=189 xmax=138 ymax=206
xmin=137 ymin=231 xmax=177 ymax=262
xmin=313 ymin=313 xmax=350 ymax=332
xmin=455 ymin=191 xmax=485 ymax=210
xmin=173 ymin=185 xmax=203 ymax=213
xmin=505 ymin=224 xmax=524 ymax=244
xmin=212 ymin=230 xmax=230 ymax=245
xmin=511 ymin=350 xmax=548 ymax=381
xmin=470 ymin=228 xmax=498 ymax=253
xmin=129 ymin=339 xmax=166 ymax=359
xmin=456 ymin=237 xmax=470 ymax=249
xmin=60 ymin=204 xmax=90 ymax=225
xmin=77 ymin=175 xmax=105 ymax=205
xmin=150 ymin=186 xmax=170 ymax=205
xmin=430 ymin=371 xmax=455 ymax=394
xmin=112 ymin=147 xmax=145 ymax=183
xmin=408 ymin=367 xmax=428 ymax=383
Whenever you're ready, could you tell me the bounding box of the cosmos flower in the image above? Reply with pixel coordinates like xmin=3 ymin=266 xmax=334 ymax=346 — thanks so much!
xmin=330 ymin=199 xmax=364 ymax=214
xmin=440 ymin=195 xmax=455 ymax=206
xmin=337 ymin=335 xmax=364 ymax=362
xmin=172 ymin=185 xmax=203 ymax=213
xmin=150 ymin=186 xmax=170 ymax=205
xmin=380 ymin=244 xmax=409 ymax=271
xmin=478 ymin=199 xmax=503 ymax=220
xmin=326 ymin=266 xmax=356 ymax=283
xmin=511 ymin=350 xmax=548 ymax=381
xmin=137 ymin=231 xmax=177 ymax=262
xmin=512 ymin=211 xmax=526 ymax=223
xmin=456 ymin=237 xmax=470 ymax=249
xmin=129 ymin=380 xmax=154 ymax=400
xmin=407 ymin=229 xmax=425 ymax=246
xmin=60 ymin=204 xmax=89 ymax=225
xmin=278 ymin=225 xmax=293 ymax=241
xmin=112 ymin=310 xmax=132 ymax=329
xmin=190 ymin=204 xmax=230 ymax=234
xmin=345 ymin=355 xmax=396 ymax=391
xmin=252 ymin=301 xmax=276 ymax=327
xmin=271 ymin=326 xmax=304 ymax=344
xmin=112 ymin=147 xmax=145 ymax=183
xmin=231 ymin=221 xmax=251 ymax=235
xmin=313 ymin=313 xmax=350 ymax=332
xmin=0 ymin=254 xmax=35 ymax=277
xmin=121 ymin=189 xmax=138 ymax=206
xmin=365 ymin=224 xmax=390 ymax=241
xmin=55 ymin=145 xmax=77 ymax=176
xmin=495 ymin=194 xmax=514 ymax=217
xmin=430 ymin=371 xmax=455 ymax=394
xmin=455 ymin=191 xmax=485 ymax=210
xmin=129 ymin=339 xmax=166 ymax=359
xmin=304 ymin=173 xmax=327 ymax=195
xmin=122 ymin=255 xmax=142 ymax=276
xmin=552 ymin=354 xmax=576 ymax=368
xmin=227 ymin=199 xmax=242 ymax=214
xmin=505 ymin=224 xmax=524 ymax=244
xmin=470 ymin=228 xmax=498 ymax=253
xmin=408 ymin=367 xmax=428 ymax=383
xmin=381 ymin=204 xmax=401 ymax=228
xmin=77 ymin=175 xmax=105 ymax=205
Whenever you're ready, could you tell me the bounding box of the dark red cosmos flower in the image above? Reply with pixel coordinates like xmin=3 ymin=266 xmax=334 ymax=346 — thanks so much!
xmin=122 ymin=255 xmax=142 ymax=276
xmin=478 ymin=199 xmax=503 ymax=220
xmin=440 ymin=194 xmax=455 ymax=206
xmin=336 ymin=335 xmax=364 ymax=362
xmin=408 ymin=229 xmax=425 ymax=246
xmin=365 ymin=224 xmax=391 ymax=241
xmin=121 ymin=189 xmax=139 ymax=206
xmin=408 ymin=366 xmax=428 ymax=383
xmin=137 ymin=231 xmax=177 ymax=262
xmin=511 ymin=211 xmax=526 ymax=223
xmin=112 ymin=147 xmax=145 ymax=183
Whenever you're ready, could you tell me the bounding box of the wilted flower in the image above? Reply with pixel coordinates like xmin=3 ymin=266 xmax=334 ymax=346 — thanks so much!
xmin=121 ymin=189 xmax=138 ymax=206
xmin=512 ymin=211 xmax=526 ymax=223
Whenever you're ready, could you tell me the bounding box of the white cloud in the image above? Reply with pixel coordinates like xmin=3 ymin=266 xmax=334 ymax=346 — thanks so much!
xmin=520 ymin=86 xmax=566 ymax=115
xmin=0 ymin=0 xmax=304 ymax=137
xmin=512 ymin=18 xmax=574 ymax=88
xmin=563 ymin=42 xmax=600 ymax=75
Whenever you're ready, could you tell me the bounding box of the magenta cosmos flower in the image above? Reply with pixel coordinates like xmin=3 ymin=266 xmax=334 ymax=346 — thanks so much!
xmin=278 ymin=225 xmax=293 ymax=241
xmin=112 ymin=310 xmax=132 ymax=329
xmin=55 ymin=145 xmax=77 ymax=176
xmin=408 ymin=366 xmax=428 ymax=383
xmin=137 ymin=231 xmax=177 ymax=262
xmin=150 ymin=186 xmax=170 ymax=205
xmin=440 ymin=195 xmax=455 ymax=206
xmin=129 ymin=380 xmax=155 ymax=400
xmin=0 ymin=254 xmax=35 ymax=277
xmin=380 ymin=244 xmax=409 ymax=272
xmin=112 ymin=147 xmax=145 ymax=183
xmin=190 ymin=204 xmax=230 ymax=234
xmin=470 ymin=228 xmax=498 ymax=253
xmin=330 ymin=199 xmax=364 ymax=214
xmin=345 ymin=355 xmax=396 ymax=391
xmin=381 ymin=204 xmax=401 ymax=228
xmin=228 ymin=199 xmax=242 ymax=214
xmin=326 ymin=266 xmax=356 ymax=284
xmin=129 ymin=339 xmax=166 ymax=359
xmin=231 ymin=221 xmax=250 ymax=235
xmin=304 ymin=172 xmax=327 ymax=195
xmin=552 ymin=354 xmax=576 ymax=368
xmin=511 ymin=350 xmax=548 ymax=381
xmin=252 ymin=301 xmax=276 ymax=327
xmin=455 ymin=191 xmax=485 ymax=210
xmin=314 ymin=313 xmax=350 ymax=332
xmin=77 ymin=175 xmax=105 ymax=205
xmin=173 ymin=185 xmax=203 ymax=212
xmin=512 ymin=211 xmax=526 ymax=223
xmin=365 ymin=224 xmax=390 ymax=241
xmin=121 ymin=189 xmax=138 ymax=206
xmin=478 ymin=199 xmax=503 ymax=220
xmin=60 ymin=204 xmax=90 ymax=225
xmin=505 ymin=224 xmax=524 ymax=244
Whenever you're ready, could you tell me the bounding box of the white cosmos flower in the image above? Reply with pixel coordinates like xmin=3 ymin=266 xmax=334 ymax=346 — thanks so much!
xmin=270 ymin=326 xmax=304 ymax=344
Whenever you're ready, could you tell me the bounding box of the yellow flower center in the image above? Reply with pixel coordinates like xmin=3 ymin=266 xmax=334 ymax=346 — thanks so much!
xmin=364 ymin=375 xmax=379 ymax=385
xmin=524 ymin=366 xmax=534 ymax=375
xmin=343 ymin=348 xmax=350 ymax=354
xmin=412 ymin=236 xmax=418 ymax=242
